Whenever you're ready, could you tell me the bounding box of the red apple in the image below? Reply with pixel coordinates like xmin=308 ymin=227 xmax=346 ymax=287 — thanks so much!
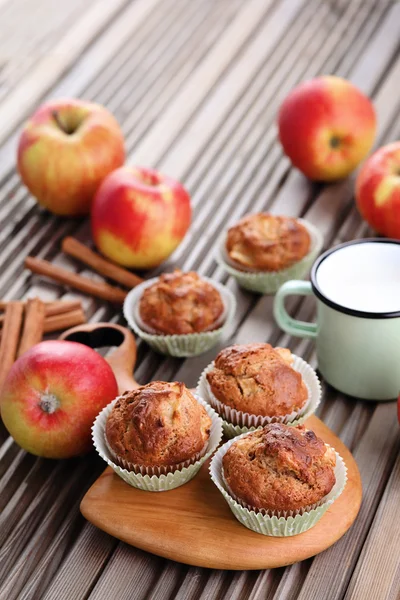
xmin=91 ymin=166 xmax=191 ymax=269
xmin=0 ymin=340 xmax=118 ymax=458
xmin=398 ymin=393 xmax=400 ymax=425
xmin=355 ymin=143 xmax=400 ymax=238
xmin=278 ymin=76 xmax=376 ymax=181
xmin=17 ymin=98 xmax=125 ymax=216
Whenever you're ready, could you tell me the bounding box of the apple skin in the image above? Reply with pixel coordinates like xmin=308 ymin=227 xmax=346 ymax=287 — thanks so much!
xmin=355 ymin=143 xmax=400 ymax=239
xmin=278 ymin=76 xmax=377 ymax=181
xmin=17 ymin=98 xmax=125 ymax=216
xmin=398 ymin=394 xmax=400 ymax=426
xmin=0 ymin=340 xmax=118 ymax=459
xmin=91 ymin=166 xmax=191 ymax=269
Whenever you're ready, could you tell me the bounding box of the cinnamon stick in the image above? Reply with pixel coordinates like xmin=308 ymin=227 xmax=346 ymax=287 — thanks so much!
xmin=43 ymin=308 xmax=86 ymax=333
xmin=0 ymin=299 xmax=82 ymax=316
xmin=0 ymin=306 xmax=87 ymax=334
xmin=25 ymin=257 xmax=127 ymax=304
xmin=62 ymin=237 xmax=143 ymax=289
xmin=0 ymin=301 xmax=24 ymax=391
xmin=0 ymin=302 xmax=81 ymax=326
xmin=17 ymin=298 xmax=46 ymax=357
xmin=44 ymin=300 xmax=82 ymax=316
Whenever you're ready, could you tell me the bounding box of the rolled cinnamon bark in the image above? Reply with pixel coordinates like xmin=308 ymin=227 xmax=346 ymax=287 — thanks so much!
xmin=43 ymin=308 xmax=86 ymax=333
xmin=0 ymin=302 xmax=24 ymax=391
xmin=44 ymin=300 xmax=82 ymax=316
xmin=25 ymin=257 xmax=127 ymax=304
xmin=17 ymin=298 xmax=45 ymax=357
xmin=62 ymin=237 xmax=143 ymax=289
xmin=0 ymin=306 xmax=87 ymax=334
xmin=0 ymin=299 xmax=82 ymax=315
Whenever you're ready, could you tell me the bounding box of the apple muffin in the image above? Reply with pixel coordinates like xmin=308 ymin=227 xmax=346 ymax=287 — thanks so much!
xmin=226 ymin=213 xmax=311 ymax=271
xmin=206 ymin=343 xmax=308 ymax=418
xmin=105 ymin=381 xmax=212 ymax=469
xmin=222 ymin=423 xmax=336 ymax=512
xmin=138 ymin=270 xmax=225 ymax=335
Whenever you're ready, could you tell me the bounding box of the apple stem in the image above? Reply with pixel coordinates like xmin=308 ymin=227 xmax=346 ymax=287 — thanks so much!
xmin=39 ymin=392 xmax=60 ymax=414
xmin=330 ymin=136 xmax=341 ymax=149
xmin=52 ymin=110 xmax=71 ymax=135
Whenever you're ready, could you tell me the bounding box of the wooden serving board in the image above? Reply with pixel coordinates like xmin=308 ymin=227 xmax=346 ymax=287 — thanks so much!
xmin=81 ymin=415 xmax=362 ymax=570
xmin=62 ymin=323 xmax=361 ymax=570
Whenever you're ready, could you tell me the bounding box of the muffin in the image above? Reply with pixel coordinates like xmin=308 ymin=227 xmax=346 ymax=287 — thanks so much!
xmin=105 ymin=381 xmax=212 ymax=470
xmin=206 ymin=343 xmax=308 ymax=418
xmin=138 ymin=270 xmax=225 ymax=335
xmin=222 ymin=423 xmax=336 ymax=513
xmin=226 ymin=213 xmax=311 ymax=272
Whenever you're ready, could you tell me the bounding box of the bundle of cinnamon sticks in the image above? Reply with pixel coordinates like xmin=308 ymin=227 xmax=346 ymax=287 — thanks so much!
xmin=0 ymin=298 xmax=86 ymax=391
xmin=25 ymin=237 xmax=144 ymax=304
xmin=0 ymin=238 xmax=144 ymax=391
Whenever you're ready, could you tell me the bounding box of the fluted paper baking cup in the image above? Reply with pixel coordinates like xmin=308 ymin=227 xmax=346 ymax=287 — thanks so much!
xmin=210 ymin=433 xmax=347 ymax=536
xmin=222 ymin=442 xmax=336 ymax=515
xmin=220 ymin=421 xmax=259 ymax=439
xmin=123 ymin=277 xmax=236 ymax=357
xmin=216 ymin=218 xmax=323 ymax=294
xmin=93 ymin=394 xmax=223 ymax=491
xmin=197 ymin=354 xmax=321 ymax=438
xmin=104 ymin=435 xmax=208 ymax=475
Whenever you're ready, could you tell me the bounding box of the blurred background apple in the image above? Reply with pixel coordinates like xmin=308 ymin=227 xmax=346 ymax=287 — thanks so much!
xmin=278 ymin=76 xmax=376 ymax=181
xmin=91 ymin=166 xmax=192 ymax=269
xmin=356 ymin=142 xmax=400 ymax=239
xmin=18 ymin=98 xmax=125 ymax=216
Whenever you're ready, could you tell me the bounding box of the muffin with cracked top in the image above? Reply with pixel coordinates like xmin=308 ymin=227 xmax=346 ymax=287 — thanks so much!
xmin=105 ymin=380 xmax=212 ymax=471
xmin=206 ymin=343 xmax=308 ymax=419
xmin=226 ymin=213 xmax=311 ymax=272
xmin=138 ymin=269 xmax=225 ymax=335
xmin=222 ymin=423 xmax=336 ymax=513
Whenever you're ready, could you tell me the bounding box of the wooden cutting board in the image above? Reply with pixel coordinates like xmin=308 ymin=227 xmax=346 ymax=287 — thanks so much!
xmin=61 ymin=323 xmax=362 ymax=570
xmin=81 ymin=414 xmax=361 ymax=570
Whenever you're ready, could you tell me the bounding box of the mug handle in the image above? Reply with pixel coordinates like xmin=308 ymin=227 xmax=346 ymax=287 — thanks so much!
xmin=273 ymin=281 xmax=317 ymax=339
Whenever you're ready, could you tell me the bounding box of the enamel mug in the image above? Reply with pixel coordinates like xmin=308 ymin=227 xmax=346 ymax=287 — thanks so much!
xmin=273 ymin=239 xmax=400 ymax=401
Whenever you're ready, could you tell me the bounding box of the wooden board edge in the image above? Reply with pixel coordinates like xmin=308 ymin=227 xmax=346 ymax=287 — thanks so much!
xmin=80 ymin=416 xmax=363 ymax=570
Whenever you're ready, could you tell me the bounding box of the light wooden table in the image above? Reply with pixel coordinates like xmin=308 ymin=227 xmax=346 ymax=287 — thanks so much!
xmin=0 ymin=1 xmax=399 ymax=599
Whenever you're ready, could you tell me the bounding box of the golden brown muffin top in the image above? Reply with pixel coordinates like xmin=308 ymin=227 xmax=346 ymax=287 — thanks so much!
xmin=105 ymin=381 xmax=212 ymax=467
xmin=223 ymin=424 xmax=336 ymax=512
xmin=206 ymin=343 xmax=308 ymax=417
xmin=226 ymin=213 xmax=311 ymax=271
xmin=139 ymin=270 xmax=224 ymax=335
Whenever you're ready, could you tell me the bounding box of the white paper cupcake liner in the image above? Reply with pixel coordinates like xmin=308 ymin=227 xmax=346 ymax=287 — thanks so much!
xmin=216 ymin=218 xmax=323 ymax=295
xmin=210 ymin=432 xmax=347 ymax=536
xmin=104 ymin=434 xmax=208 ymax=475
xmin=196 ymin=353 xmax=321 ymax=438
xmin=123 ymin=276 xmax=236 ymax=357
xmin=221 ymin=441 xmax=333 ymax=516
xmin=93 ymin=394 xmax=223 ymax=492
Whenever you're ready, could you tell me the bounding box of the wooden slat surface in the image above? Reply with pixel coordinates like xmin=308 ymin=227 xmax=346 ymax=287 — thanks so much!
xmin=345 ymin=452 xmax=400 ymax=600
xmin=0 ymin=1 xmax=399 ymax=599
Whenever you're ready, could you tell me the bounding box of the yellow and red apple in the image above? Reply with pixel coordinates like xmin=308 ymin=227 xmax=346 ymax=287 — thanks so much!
xmin=17 ymin=98 xmax=125 ymax=216
xmin=0 ymin=340 xmax=118 ymax=459
xmin=356 ymin=142 xmax=400 ymax=238
xmin=91 ymin=166 xmax=191 ymax=269
xmin=398 ymin=393 xmax=400 ymax=426
xmin=278 ymin=76 xmax=377 ymax=181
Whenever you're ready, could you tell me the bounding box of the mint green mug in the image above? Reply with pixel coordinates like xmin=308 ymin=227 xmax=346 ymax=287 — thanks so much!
xmin=274 ymin=239 xmax=400 ymax=401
